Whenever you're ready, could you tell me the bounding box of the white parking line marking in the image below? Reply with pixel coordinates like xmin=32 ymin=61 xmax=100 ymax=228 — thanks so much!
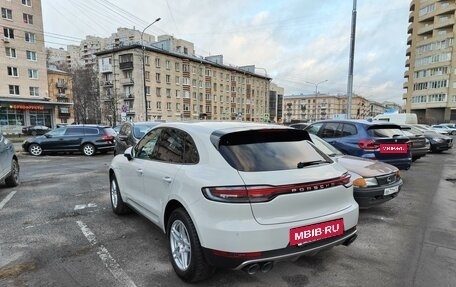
xmin=0 ymin=190 xmax=17 ymax=210
xmin=74 ymin=203 xmax=98 ymax=210
xmin=76 ymin=220 xmax=137 ymax=287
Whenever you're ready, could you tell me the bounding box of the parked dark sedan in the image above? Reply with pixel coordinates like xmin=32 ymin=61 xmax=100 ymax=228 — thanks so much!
xmin=22 ymin=125 xmax=51 ymax=136
xmin=22 ymin=125 xmax=116 ymax=156
xmin=398 ymin=127 xmax=428 ymax=161
xmin=114 ymin=121 xmax=161 ymax=155
xmin=0 ymin=135 xmax=20 ymax=187
xmin=403 ymin=124 xmax=453 ymax=153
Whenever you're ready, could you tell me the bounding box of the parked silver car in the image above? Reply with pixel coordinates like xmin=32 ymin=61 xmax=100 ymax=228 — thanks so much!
xmin=0 ymin=135 xmax=20 ymax=187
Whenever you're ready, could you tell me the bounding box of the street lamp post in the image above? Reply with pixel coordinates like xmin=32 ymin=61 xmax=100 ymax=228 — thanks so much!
xmin=255 ymin=67 xmax=270 ymax=122
xmin=141 ymin=18 xmax=161 ymax=121
xmin=305 ymin=80 xmax=328 ymax=122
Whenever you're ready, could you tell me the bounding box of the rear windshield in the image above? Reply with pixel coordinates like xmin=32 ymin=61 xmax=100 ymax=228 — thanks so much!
xmin=103 ymin=127 xmax=117 ymax=136
xmin=367 ymin=125 xmax=404 ymax=138
xmin=216 ymin=129 xmax=331 ymax=172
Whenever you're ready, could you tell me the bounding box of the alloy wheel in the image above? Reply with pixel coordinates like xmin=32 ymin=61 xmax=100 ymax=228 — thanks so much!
xmin=170 ymin=220 xmax=192 ymax=271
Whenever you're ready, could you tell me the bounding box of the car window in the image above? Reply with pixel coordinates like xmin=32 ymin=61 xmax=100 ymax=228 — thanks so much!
xmin=103 ymin=127 xmax=117 ymax=136
xmin=151 ymin=128 xmax=185 ymax=163
xmin=341 ymin=124 xmax=357 ymax=136
xmin=133 ymin=123 xmax=159 ymax=139
xmin=48 ymin=127 xmax=66 ymax=136
xmin=367 ymin=126 xmax=405 ymax=137
xmin=182 ymin=134 xmax=199 ymax=164
xmin=217 ymin=129 xmax=330 ymax=172
xmin=320 ymin=122 xmax=341 ymax=138
xmin=305 ymin=122 xmax=323 ymax=135
xmin=65 ymin=127 xmax=84 ymax=135
xmin=84 ymin=128 xmax=99 ymax=135
xmin=136 ymin=128 xmax=162 ymax=160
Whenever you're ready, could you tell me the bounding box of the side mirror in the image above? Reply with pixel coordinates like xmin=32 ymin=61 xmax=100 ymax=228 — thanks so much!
xmin=124 ymin=146 xmax=133 ymax=161
xmin=118 ymin=135 xmax=128 ymax=141
xmin=44 ymin=134 xmax=52 ymax=138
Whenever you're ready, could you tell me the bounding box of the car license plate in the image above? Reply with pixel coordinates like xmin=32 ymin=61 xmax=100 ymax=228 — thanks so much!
xmin=384 ymin=186 xmax=399 ymax=196
xmin=290 ymin=219 xmax=344 ymax=246
xmin=379 ymin=144 xmax=408 ymax=154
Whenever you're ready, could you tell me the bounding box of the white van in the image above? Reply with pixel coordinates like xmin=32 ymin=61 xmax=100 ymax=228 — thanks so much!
xmin=372 ymin=113 xmax=418 ymax=125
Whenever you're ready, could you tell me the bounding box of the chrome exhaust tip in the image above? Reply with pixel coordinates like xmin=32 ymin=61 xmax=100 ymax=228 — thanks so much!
xmin=243 ymin=263 xmax=260 ymax=275
xmin=260 ymin=261 xmax=274 ymax=273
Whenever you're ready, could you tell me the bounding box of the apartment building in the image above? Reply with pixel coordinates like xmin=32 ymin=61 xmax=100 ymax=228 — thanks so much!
xmin=47 ymin=66 xmax=74 ymax=125
xmin=269 ymin=82 xmax=284 ymax=123
xmin=0 ymin=0 xmax=59 ymax=133
xmin=404 ymin=0 xmax=456 ymax=123
xmin=283 ymin=94 xmax=374 ymax=123
xmin=96 ymin=40 xmax=271 ymax=123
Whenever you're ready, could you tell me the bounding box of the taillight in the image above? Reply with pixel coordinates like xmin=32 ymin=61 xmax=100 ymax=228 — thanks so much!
xmin=102 ymin=134 xmax=114 ymax=141
xmin=202 ymin=173 xmax=351 ymax=203
xmin=358 ymin=139 xmax=380 ymax=150
xmin=406 ymin=140 xmax=412 ymax=150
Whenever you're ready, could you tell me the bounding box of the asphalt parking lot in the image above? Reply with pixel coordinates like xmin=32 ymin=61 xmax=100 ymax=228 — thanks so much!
xmin=0 ymin=148 xmax=455 ymax=287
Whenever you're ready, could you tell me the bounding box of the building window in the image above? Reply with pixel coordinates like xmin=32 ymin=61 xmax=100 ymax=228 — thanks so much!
xmin=144 ymin=55 xmax=149 ymax=65
xmin=183 ymin=91 xmax=190 ymax=98
xmin=145 ymin=71 xmax=150 ymax=80
xmin=175 ymin=76 xmax=180 ymax=85
xmin=183 ymin=64 xmax=189 ymax=72
xmin=175 ymin=62 xmax=180 ymax=72
xmin=3 ymin=27 xmax=14 ymax=39
xmin=166 ymin=89 xmax=171 ymax=97
xmin=183 ymin=77 xmax=190 ymax=85
xmin=7 ymin=66 xmax=18 ymax=77
xmin=1 ymin=8 xmax=12 ymax=20
xmin=26 ymin=50 xmax=37 ymax=61
xmin=5 ymin=47 xmax=16 ymax=58
xmin=155 ymin=58 xmax=160 ymax=68
xmin=156 ymin=73 xmax=161 ymax=82
xmin=22 ymin=0 xmax=32 ymax=6
xmin=28 ymin=69 xmax=38 ymax=79
xmin=156 ymin=101 xmax=162 ymax=110
xmin=166 ymin=102 xmax=172 ymax=111
xmin=156 ymin=87 xmax=161 ymax=97
xmin=146 ymin=86 xmax=150 ymax=95
xmin=9 ymin=85 xmax=20 ymax=95
xmin=176 ymin=90 xmax=180 ymax=98
xmin=29 ymin=87 xmax=39 ymax=96
xmin=166 ymin=74 xmax=170 ymax=84
xmin=25 ymin=32 xmax=36 ymax=43
xmin=23 ymin=13 xmax=33 ymax=24
xmin=166 ymin=60 xmax=170 ymax=69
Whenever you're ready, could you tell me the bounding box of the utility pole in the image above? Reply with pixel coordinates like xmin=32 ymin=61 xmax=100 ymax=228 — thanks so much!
xmin=141 ymin=18 xmax=161 ymax=121
xmin=346 ymin=0 xmax=357 ymax=119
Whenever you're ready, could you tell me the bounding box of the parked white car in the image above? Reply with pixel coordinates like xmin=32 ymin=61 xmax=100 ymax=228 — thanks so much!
xmin=0 ymin=135 xmax=20 ymax=187
xmin=415 ymin=124 xmax=450 ymax=135
xmin=431 ymin=124 xmax=456 ymax=135
xmin=109 ymin=122 xmax=359 ymax=282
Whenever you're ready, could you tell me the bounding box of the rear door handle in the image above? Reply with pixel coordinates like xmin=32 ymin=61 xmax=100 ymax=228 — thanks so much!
xmin=162 ymin=177 xmax=172 ymax=183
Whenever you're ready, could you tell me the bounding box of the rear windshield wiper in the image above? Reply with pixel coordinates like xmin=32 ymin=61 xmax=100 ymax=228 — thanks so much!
xmin=297 ymin=160 xmax=327 ymax=168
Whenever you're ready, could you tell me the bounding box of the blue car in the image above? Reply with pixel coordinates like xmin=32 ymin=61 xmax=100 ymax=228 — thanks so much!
xmin=305 ymin=119 xmax=412 ymax=170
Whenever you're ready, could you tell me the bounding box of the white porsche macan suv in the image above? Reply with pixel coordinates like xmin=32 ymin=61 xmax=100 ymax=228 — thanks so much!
xmin=109 ymin=121 xmax=359 ymax=282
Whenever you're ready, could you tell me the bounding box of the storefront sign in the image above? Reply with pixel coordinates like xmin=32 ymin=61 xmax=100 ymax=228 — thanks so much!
xmin=10 ymin=104 xmax=45 ymax=111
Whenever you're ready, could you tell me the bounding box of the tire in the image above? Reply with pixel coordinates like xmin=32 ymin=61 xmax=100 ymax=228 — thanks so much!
xmin=167 ymin=208 xmax=215 ymax=283
xmin=110 ymin=175 xmax=130 ymax=215
xmin=82 ymin=143 xmax=96 ymax=156
xmin=28 ymin=143 xmax=43 ymax=156
xmin=5 ymin=159 xmax=20 ymax=187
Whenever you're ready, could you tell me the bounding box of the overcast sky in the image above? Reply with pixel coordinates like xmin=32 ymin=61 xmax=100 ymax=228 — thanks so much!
xmin=41 ymin=0 xmax=410 ymax=104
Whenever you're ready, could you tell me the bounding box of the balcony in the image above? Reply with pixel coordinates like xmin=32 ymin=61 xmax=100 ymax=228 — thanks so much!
xmin=121 ymin=78 xmax=134 ymax=85
xmin=435 ymin=17 xmax=455 ymax=29
xmin=417 ymin=24 xmax=434 ymax=35
xmin=407 ymin=35 xmax=412 ymax=45
xmin=406 ymin=46 xmax=411 ymax=56
xmin=102 ymin=80 xmax=113 ymax=87
xmin=405 ymin=58 xmax=410 ymax=67
xmin=404 ymin=70 xmax=410 ymax=78
xmin=119 ymin=61 xmax=133 ymax=70
xmin=56 ymin=82 xmax=68 ymax=89
xmin=124 ymin=94 xmax=134 ymax=101
xmin=408 ymin=23 xmax=413 ymax=34
xmin=100 ymin=64 xmax=113 ymax=73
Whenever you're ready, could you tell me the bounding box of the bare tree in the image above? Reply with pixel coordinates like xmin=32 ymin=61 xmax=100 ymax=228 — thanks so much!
xmin=71 ymin=66 xmax=101 ymax=124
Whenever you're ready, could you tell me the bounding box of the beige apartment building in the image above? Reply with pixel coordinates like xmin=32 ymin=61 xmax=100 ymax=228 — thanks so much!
xmin=0 ymin=0 xmax=58 ymax=133
xmin=404 ymin=0 xmax=456 ymax=123
xmin=96 ymin=39 xmax=271 ymax=123
xmin=47 ymin=66 xmax=74 ymax=125
xmin=283 ymin=94 xmax=376 ymax=123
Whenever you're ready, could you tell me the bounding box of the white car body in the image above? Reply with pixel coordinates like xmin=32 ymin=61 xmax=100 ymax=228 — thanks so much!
xmin=431 ymin=125 xmax=456 ymax=135
xmin=109 ymin=121 xmax=358 ymax=282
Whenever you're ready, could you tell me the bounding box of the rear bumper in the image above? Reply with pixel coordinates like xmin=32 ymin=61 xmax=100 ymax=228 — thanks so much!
xmin=202 ymin=227 xmax=357 ymax=270
xmin=411 ymin=147 xmax=429 ymax=158
xmin=354 ymin=179 xmax=402 ymax=208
